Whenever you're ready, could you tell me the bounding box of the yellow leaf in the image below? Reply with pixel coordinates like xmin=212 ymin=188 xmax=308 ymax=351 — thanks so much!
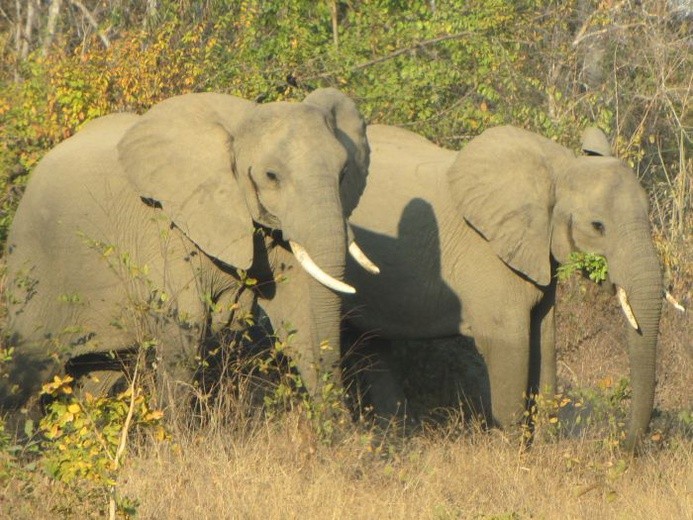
xmin=67 ymin=403 xmax=81 ymax=414
xmin=145 ymin=410 xmax=164 ymax=422
xmin=598 ymin=376 xmax=613 ymax=390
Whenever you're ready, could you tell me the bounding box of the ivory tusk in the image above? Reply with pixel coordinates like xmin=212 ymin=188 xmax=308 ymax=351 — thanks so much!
xmin=665 ymin=291 xmax=686 ymax=312
xmin=289 ymin=240 xmax=356 ymax=294
xmin=616 ymin=286 xmax=640 ymax=330
xmin=349 ymin=241 xmax=380 ymax=274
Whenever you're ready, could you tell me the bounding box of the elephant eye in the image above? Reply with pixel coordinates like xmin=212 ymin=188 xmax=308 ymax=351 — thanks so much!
xmin=591 ymin=221 xmax=605 ymax=235
xmin=266 ymin=171 xmax=279 ymax=183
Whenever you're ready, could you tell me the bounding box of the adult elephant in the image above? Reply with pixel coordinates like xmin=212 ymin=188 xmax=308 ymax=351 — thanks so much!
xmin=2 ymin=88 xmax=376 ymax=414
xmin=345 ymin=124 xmax=662 ymax=449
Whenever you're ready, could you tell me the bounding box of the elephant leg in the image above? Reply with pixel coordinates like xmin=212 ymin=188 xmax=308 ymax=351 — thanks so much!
xmin=255 ymin=310 xmax=321 ymax=398
xmin=473 ymin=313 xmax=531 ymax=429
xmin=529 ymin=283 xmax=557 ymax=399
xmin=153 ymin=339 xmax=198 ymax=416
xmin=341 ymin=331 xmax=411 ymax=428
xmin=538 ymin=306 xmax=556 ymax=396
xmin=457 ymin=337 xmax=493 ymax=429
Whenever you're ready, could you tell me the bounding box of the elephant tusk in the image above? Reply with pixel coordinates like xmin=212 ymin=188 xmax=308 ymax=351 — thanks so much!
xmin=347 ymin=224 xmax=380 ymax=274
xmin=289 ymin=240 xmax=356 ymax=294
xmin=616 ymin=286 xmax=640 ymax=331
xmin=349 ymin=241 xmax=380 ymax=274
xmin=665 ymin=290 xmax=686 ymax=312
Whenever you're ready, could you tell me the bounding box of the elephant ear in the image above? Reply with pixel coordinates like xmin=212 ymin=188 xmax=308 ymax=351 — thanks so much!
xmin=448 ymin=126 xmax=573 ymax=286
xmin=118 ymin=93 xmax=256 ymax=269
xmin=302 ymin=88 xmax=370 ymax=218
xmin=581 ymin=127 xmax=612 ymax=156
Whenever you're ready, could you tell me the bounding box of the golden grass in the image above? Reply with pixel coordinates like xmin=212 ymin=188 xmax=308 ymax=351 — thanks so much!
xmin=1 ymin=267 xmax=691 ymax=520
xmin=2 ymin=412 xmax=691 ymax=520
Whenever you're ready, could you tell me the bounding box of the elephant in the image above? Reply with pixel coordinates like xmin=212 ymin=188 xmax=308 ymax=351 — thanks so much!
xmin=1 ymin=88 xmax=379 ymax=417
xmin=343 ymin=124 xmax=662 ymax=449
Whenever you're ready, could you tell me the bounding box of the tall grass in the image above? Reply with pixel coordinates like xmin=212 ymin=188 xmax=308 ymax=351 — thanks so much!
xmin=2 ymin=284 xmax=690 ymax=519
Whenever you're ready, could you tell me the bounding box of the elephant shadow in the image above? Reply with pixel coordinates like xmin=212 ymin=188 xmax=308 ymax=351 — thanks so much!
xmin=344 ymin=198 xmax=492 ymax=428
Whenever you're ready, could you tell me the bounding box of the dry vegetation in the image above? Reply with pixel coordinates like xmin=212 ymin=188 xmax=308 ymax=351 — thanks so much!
xmin=1 ymin=279 xmax=690 ymax=519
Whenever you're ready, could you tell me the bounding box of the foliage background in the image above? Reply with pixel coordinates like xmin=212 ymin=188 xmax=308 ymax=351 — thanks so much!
xmin=0 ymin=1 xmax=690 ymax=287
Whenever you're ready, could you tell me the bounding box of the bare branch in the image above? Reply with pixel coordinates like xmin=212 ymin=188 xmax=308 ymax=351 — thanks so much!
xmin=69 ymin=0 xmax=110 ymax=49
xmin=0 ymin=5 xmax=12 ymax=23
xmin=351 ymin=32 xmax=472 ymax=72
xmin=330 ymin=0 xmax=338 ymax=49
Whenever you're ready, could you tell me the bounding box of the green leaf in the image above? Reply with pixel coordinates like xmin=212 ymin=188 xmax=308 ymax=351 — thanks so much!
xmin=557 ymin=252 xmax=608 ymax=283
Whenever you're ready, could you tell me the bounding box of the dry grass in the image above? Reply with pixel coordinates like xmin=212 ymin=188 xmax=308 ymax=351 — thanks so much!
xmin=1 ymin=229 xmax=692 ymax=519
xmin=1 ymin=279 xmax=691 ymax=519
xmin=115 ymin=425 xmax=692 ymax=520
xmin=2 ymin=412 xmax=690 ymax=519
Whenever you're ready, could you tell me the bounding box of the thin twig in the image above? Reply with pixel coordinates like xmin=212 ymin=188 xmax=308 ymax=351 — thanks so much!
xmin=109 ymin=362 xmax=140 ymax=520
xmin=0 ymin=5 xmax=11 ymax=22
xmin=114 ymin=365 xmax=139 ymax=466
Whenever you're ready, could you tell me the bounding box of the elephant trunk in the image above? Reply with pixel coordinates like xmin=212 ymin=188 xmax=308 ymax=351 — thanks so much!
xmin=608 ymin=222 xmax=662 ymax=450
xmin=289 ymin=179 xmax=347 ymax=396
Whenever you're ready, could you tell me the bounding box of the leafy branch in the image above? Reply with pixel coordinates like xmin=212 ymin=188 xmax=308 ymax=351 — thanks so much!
xmin=299 ymin=31 xmax=475 ymax=82
xmin=557 ymin=252 xmax=609 ymax=283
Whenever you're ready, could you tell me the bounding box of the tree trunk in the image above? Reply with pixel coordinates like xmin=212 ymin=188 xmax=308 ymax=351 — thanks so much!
xmin=42 ymin=0 xmax=62 ymax=56
xmin=20 ymin=0 xmax=37 ymax=60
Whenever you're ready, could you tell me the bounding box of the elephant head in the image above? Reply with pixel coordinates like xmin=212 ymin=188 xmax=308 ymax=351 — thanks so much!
xmin=118 ymin=88 xmax=372 ymax=383
xmin=448 ymin=126 xmax=661 ymax=449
